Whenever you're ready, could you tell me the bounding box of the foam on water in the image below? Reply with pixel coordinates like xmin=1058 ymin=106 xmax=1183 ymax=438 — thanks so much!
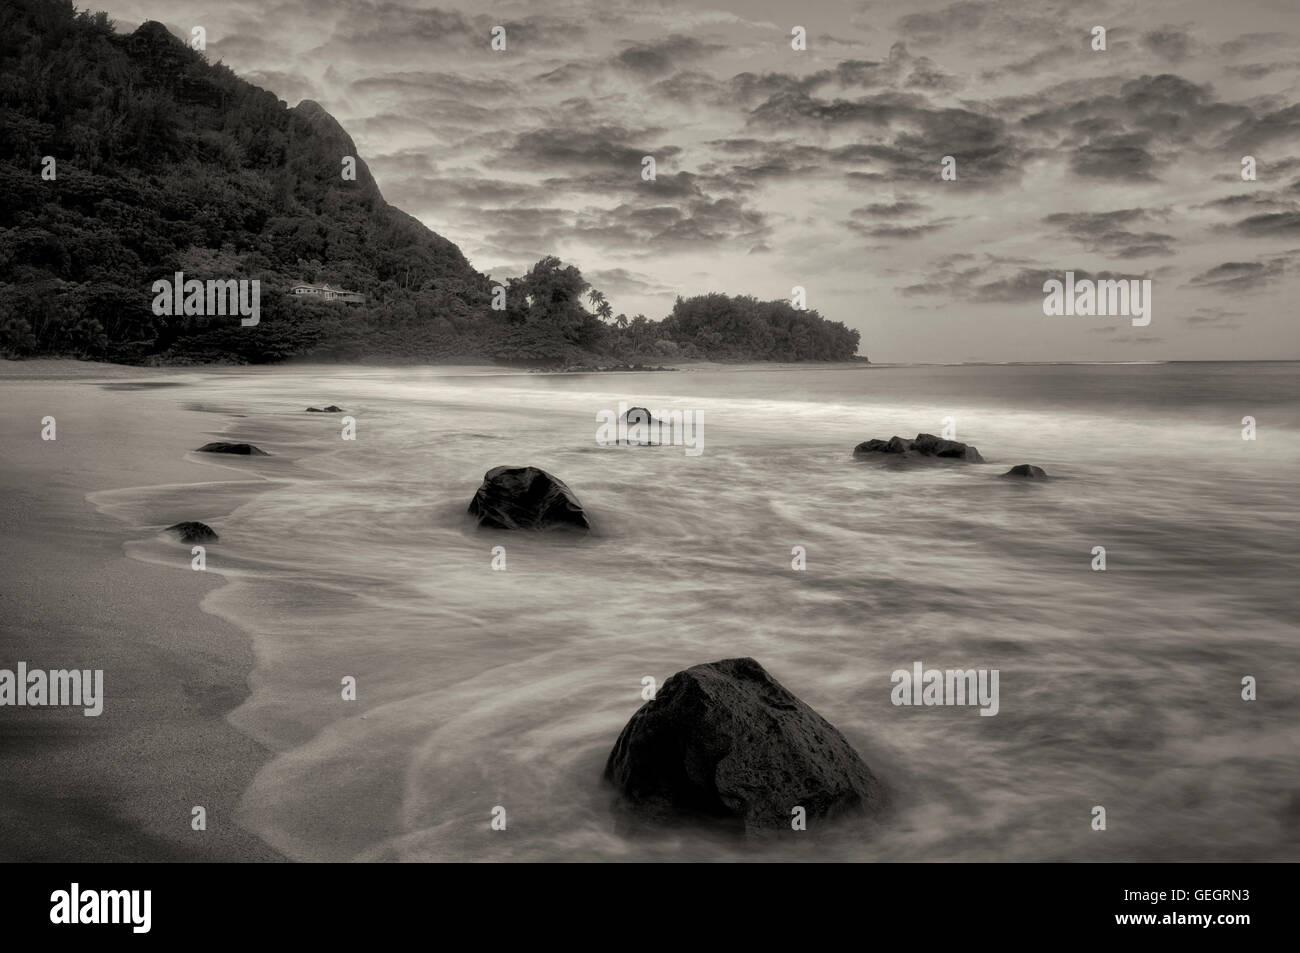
xmin=92 ymin=363 xmax=1300 ymax=861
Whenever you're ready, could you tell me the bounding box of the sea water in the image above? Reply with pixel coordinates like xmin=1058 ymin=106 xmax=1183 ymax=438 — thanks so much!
xmin=94 ymin=362 xmax=1300 ymax=861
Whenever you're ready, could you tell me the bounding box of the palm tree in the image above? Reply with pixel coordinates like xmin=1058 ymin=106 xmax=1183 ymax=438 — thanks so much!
xmin=614 ymin=312 xmax=629 ymax=329
xmin=587 ymin=289 xmax=606 ymax=312
xmin=597 ymin=300 xmax=614 ymax=322
xmin=629 ymin=314 xmax=648 ymax=349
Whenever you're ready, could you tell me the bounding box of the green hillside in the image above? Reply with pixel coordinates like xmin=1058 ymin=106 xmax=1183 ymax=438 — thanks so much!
xmin=0 ymin=0 xmax=862 ymax=365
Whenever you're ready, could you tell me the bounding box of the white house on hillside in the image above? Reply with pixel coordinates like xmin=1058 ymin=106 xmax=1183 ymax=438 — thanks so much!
xmin=291 ymin=282 xmax=365 ymax=303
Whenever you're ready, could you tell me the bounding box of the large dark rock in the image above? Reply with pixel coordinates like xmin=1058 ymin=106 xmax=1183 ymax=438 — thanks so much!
xmin=623 ymin=406 xmax=653 ymax=425
xmin=306 ymin=405 xmax=345 ymax=413
xmin=165 ymin=521 xmax=218 ymax=543
xmin=1001 ymin=464 xmax=1048 ymax=479
xmin=911 ymin=433 xmax=980 ymax=459
xmin=604 ymin=657 xmax=882 ymax=832
xmin=853 ymin=432 xmax=983 ymax=463
xmin=467 ymin=466 xmax=590 ymax=531
xmin=196 ymin=442 xmax=268 ymax=455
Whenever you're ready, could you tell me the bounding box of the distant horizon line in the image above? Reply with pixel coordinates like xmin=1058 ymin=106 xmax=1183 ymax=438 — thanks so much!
xmin=859 ymin=359 xmax=1300 ymax=366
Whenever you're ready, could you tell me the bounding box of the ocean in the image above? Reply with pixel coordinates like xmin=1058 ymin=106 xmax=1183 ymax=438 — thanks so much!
xmin=88 ymin=361 xmax=1300 ymax=861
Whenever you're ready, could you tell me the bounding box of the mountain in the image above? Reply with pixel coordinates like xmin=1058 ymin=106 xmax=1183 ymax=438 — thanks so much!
xmin=0 ymin=0 xmax=862 ymax=365
xmin=0 ymin=0 xmax=491 ymax=363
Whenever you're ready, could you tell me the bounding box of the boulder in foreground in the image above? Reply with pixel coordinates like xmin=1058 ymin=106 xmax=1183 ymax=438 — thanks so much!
xmin=604 ymin=657 xmax=882 ymax=832
xmin=196 ymin=442 xmax=268 ymax=455
xmin=467 ymin=466 xmax=590 ymax=531
xmin=165 ymin=521 xmax=218 ymax=542
xmin=854 ymin=432 xmax=983 ymax=463
xmin=1001 ymin=464 xmax=1048 ymax=479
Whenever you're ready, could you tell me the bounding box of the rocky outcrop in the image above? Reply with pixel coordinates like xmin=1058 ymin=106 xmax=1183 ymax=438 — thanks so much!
xmin=305 ymin=405 xmax=344 ymax=413
xmin=165 ymin=521 xmax=218 ymax=542
xmin=196 ymin=442 xmax=268 ymax=455
xmin=623 ymin=406 xmax=653 ymax=425
xmin=1001 ymin=464 xmax=1047 ymax=479
xmin=467 ymin=466 xmax=590 ymax=531
xmin=854 ymin=433 xmax=984 ymax=463
xmin=604 ymin=657 xmax=882 ymax=832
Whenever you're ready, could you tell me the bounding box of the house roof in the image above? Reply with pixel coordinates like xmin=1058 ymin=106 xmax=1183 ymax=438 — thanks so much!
xmin=292 ymin=282 xmax=362 ymax=294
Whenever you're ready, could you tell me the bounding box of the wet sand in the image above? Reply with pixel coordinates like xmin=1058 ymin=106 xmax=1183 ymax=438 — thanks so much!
xmin=0 ymin=360 xmax=283 ymax=861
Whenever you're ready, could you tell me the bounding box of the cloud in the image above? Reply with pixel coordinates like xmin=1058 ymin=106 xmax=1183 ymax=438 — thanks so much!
xmin=979 ymin=45 xmax=1076 ymax=80
xmin=1220 ymin=103 xmax=1300 ymax=151
xmin=894 ymin=1 xmax=989 ymax=46
xmin=905 ymin=58 xmax=964 ymax=92
xmin=1142 ymin=28 xmax=1194 ymax=62
xmin=1188 ymin=258 xmax=1290 ymax=291
xmin=349 ymin=71 xmax=518 ymax=101
xmin=1226 ymin=61 xmax=1300 ymax=80
xmin=584 ymin=267 xmax=675 ymax=300
xmin=747 ymin=90 xmax=1023 ymax=185
xmin=572 ymin=196 xmax=770 ymax=251
xmin=891 ymin=0 xmax=1086 ymax=58
xmin=1005 ymin=73 xmax=1270 ymax=182
xmin=495 ymin=126 xmax=681 ymax=174
xmin=971 ymin=268 xmax=1152 ymax=303
xmin=1186 ymin=307 xmax=1244 ymax=328
xmin=694 ymin=139 xmax=838 ymax=191
xmin=649 ymin=69 xmax=726 ymax=102
xmin=1042 ymin=209 xmax=1177 ymax=257
xmin=478 ymin=207 xmax=573 ymax=254
xmin=1218 ymin=33 xmax=1294 ymax=57
xmin=1196 ymin=193 xmax=1279 ymax=210
xmin=384 ymin=172 xmax=547 ymax=206
xmin=1071 ymin=136 xmax=1157 ymax=179
xmin=614 ymin=35 xmax=722 ymax=74
xmin=817 ymin=34 xmax=864 ymax=48
xmin=847 ymin=219 xmax=954 ymax=239
xmin=853 ymin=201 xmax=930 ymax=217
xmin=160 ymin=0 xmax=1300 ymax=357
xmin=208 ymin=33 xmax=280 ymax=61
xmin=1232 ymin=211 xmax=1300 ymax=236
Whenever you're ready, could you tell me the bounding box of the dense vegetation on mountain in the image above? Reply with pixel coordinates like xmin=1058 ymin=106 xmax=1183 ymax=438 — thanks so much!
xmin=660 ymin=294 xmax=862 ymax=362
xmin=0 ymin=0 xmax=862 ymax=365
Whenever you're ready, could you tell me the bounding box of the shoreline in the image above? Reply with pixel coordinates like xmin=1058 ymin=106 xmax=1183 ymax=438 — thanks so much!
xmin=0 ymin=356 xmax=873 ymax=374
xmin=0 ymin=363 xmax=286 ymax=861
xmin=3 ymin=359 xmax=1297 ymax=862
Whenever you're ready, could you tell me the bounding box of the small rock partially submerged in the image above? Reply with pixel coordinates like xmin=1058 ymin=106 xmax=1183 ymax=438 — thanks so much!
xmin=306 ymin=405 xmax=345 ymax=413
xmin=467 ymin=465 xmax=590 ymax=531
xmin=604 ymin=657 xmax=882 ymax=832
xmin=196 ymin=442 xmax=268 ymax=455
xmin=537 ymin=363 xmax=676 ymax=373
xmin=165 ymin=521 xmax=218 ymax=542
xmin=610 ymin=405 xmax=662 ymax=447
xmin=854 ymin=432 xmax=984 ymax=463
xmin=1001 ymin=464 xmax=1048 ymax=479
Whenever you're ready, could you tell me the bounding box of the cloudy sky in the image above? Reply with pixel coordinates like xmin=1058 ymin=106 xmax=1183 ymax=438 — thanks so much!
xmin=103 ymin=0 xmax=1300 ymax=361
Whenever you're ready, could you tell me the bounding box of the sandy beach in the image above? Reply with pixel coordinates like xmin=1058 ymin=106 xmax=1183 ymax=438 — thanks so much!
xmin=3 ymin=358 xmax=1297 ymax=863
xmin=0 ymin=360 xmax=283 ymax=861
